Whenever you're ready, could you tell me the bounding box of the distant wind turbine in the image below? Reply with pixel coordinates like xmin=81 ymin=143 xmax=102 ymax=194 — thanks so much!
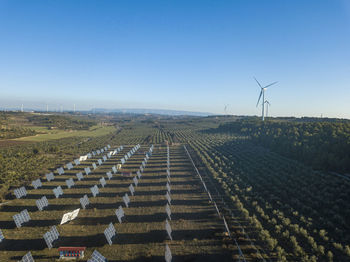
xmin=254 ymin=77 xmax=277 ymax=121
xmin=264 ymin=100 xmax=271 ymax=118
xmin=224 ymin=104 xmax=229 ymax=115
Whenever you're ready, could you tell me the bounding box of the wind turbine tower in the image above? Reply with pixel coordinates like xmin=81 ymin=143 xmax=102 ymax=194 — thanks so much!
xmin=264 ymin=100 xmax=271 ymax=118
xmin=255 ymin=77 xmax=277 ymax=121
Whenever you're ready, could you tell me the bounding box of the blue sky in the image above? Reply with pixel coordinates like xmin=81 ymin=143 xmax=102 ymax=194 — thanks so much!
xmin=0 ymin=0 xmax=350 ymax=117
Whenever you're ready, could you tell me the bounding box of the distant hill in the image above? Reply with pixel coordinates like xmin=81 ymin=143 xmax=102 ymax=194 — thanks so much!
xmin=94 ymin=108 xmax=214 ymax=116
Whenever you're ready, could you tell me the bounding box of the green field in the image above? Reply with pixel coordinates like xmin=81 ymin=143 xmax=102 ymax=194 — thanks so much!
xmin=13 ymin=125 xmax=116 ymax=142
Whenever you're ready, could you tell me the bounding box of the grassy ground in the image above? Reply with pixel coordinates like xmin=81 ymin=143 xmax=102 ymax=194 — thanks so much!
xmin=13 ymin=125 xmax=116 ymax=142
xmin=0 ymin=144 xmax=234 ymax=261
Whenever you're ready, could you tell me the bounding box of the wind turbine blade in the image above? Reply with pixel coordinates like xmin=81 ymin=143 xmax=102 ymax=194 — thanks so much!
xmin=264 ymin=81 xmax=278 ymax=89
xmin=253 ymin=77 xmax=263 ymax=88
xmin=256 ymin=91 xmax=262 ymax=107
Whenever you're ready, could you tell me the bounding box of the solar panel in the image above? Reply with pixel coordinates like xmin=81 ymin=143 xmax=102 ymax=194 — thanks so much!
xmin=53 ymin=186 xmax=63 ymax=198
xmin=107 ymin=152 xmax=111 ymax=158
xmin=121 ymin=158 xmax=125 ymax=165
xmin=0 ymin=229 xmax=5 ymax=243
xmin=167 ymin=169 xmax=170 ymax=177
xmin=60 ymin=208 xmax=80 ymax=225
xmin=166 ymin=182 xmax=171 ymax=193
xmin=167 ymin=175 xmax=171 ymax=184
xmin=100 ymin=177 xmax=106 ymax=187
xmin=13 ymin=209 xmax=31 ymax=228
xmin=76 ymin=172 xmax=84 ymax=181
xmin=166 ymin=203 xmax=171 ymax=220
xmin=80 ymin=194 xmax=90 ymax=209
xmin=133 ymin=177 xmax=138 ymax=187
xmin=129 ymin=184 xmax=135 ymax=196
xmin=96 ymin=150 xmax=101 ymax=155
xmin=20 ymin=251 xmax=34 ymax=262
xmin=90 ymin=185 xmax=99 ymax=197
xmin=66 ymin=178 xmax=75 ymax=189
xmin=103 ymin=156 xmax=107 ymax=162
xmin=92 ymin=163 xmax=97 ymax=170
xmin=66 ymin=162 xmax=73 ymax=170
xmin=112 ymin=166 xmax=117 ymax=174
xmin=79 ymin=155 xmax=88 ymax=162
xmin=84 ymin=167 xmax=91 ymax=175
xmin=36 ymin=196 xmax=49 ymax=211
xmin=107 ymin=144 xmax=111 ymax=149
xmin=46 ymin=172 xmax=55 ymax=182
xmin=31 ymin=178 xmax=42 ymax=189
xmin=165 ymin=219 xmax=172 ymax=240
xmin=104 ymin=223 xmax=116 ymax=245
xmin=115 ymin=206 xmax=124 ymax=223
xmin=137 ymin=171 xmax=141 ymax=179
xmin=140 ymin=166 xmax=144 ymax=173
xmin=74 ymin=158 xmax=80 ymax=165
xmin=57 ymin=167 xmax=64 ymax=175
xmin=123 ymin=193 xmax=130 ymax=208
xmin=92 ymin=151 xmax=96 ymax=156
xmin=125 ymin=155 xmax=128 ymax=161
xmin=127 ymin=152 xmax=131 ymax=158
xmin=88 ymin=250 xmax=107 ymax=262
xmin=87 ymin=153 xmax=92 ymax=158
xmin=106 ymin=171 xmax=113 ymax=180
xmin=166 ymin=192 xmax=171 ymax=205
xmin=101 ymin=148 xmax=104 ymax=153
xmin=43 ymin=225 xmax=59 ymax=249
xmin=165 ymin=244 xmax=172 ymax=262
xmin=98 ymin=159 xmax=102 ymax=166
xmin=14 ymin=186 xmax=27 ymax=199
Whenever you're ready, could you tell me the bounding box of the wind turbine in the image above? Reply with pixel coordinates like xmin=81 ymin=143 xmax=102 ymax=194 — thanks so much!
xmin=224 ymin=104 xmax=229 ymax=115
xmin=255 ymin=77 xmax=277 ymax=121
xmin=264 ymin=100 xmax=271 ymax=118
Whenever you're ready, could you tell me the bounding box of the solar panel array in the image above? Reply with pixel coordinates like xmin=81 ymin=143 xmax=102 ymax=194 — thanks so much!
xmin=20 ymin=251 xmax=35 ymax=262
xmin=31 ymin=178 xmax=42 ymax=189
xmin=60 ymin=208 xmax=80 ymax=225
xmin=14 ymin=186 xmax=27 ymax=199
xmin=106 ymin=171 xmax=113 ymax=180
xmin=90 ymin=185 xmax=99 ymax=197
xmin=165 ymin=219 xmax=172 ymax=240
xmin=36 ymin=196 xmax=49 ymax=211
xmin=100 ymin=177 xmax=106 ymax=187
xmin=0 ymin=229 xmax=4 ymax=243
xmin=166 ymin=192 xmax=171 ymax=205
xmin=46 ymin=172 xmax=55 ymax=181
xmin=84 ymin=167 xmax=91 ymax=175
xmin=165 ymin=244 xmax=172 ymax=262
xmin=123 ymin=193 xmax=130 ymax=208
xmin=74 ymin=158 xmax=80 ymax=165
xmin=76 ymin=172 xmax=84 ymax=181
xmin=66 ymin=162 xmax=73 ymax=170
xmin=133 ymin=177 xmax=138 ymax=187
xmin=166 ymin=182 xmax=171 ymax=193
xmin=80 ymin=194 xmax=90 ymax=209
xmin=57 ymin=167 xmax=64 ymax=175
xmin=65 ymin=178 xmax=74 ymax=189
xmin=166 ymin=203 xmax=171 ymax=220
xmin=13 ymin=209 xmax=31 ymax=228
xmin=43 ymin=225 xmax=59 ymax=249
xmin=129 ymin=184 xmax=135 ymax=196
xmin=104 ymin=223 xmax=116 ymax=245
xmin=88 ymin=250 xmax=107 ymax=262
xmin=53 ymin=186 xmax=63 ymax=198
xmin=115 ymin=205 xmax=125 ymax=223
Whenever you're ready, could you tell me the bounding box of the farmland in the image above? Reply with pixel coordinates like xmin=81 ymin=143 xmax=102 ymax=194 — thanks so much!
xmin=0 ymin=113 xmax=349 ymax=261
